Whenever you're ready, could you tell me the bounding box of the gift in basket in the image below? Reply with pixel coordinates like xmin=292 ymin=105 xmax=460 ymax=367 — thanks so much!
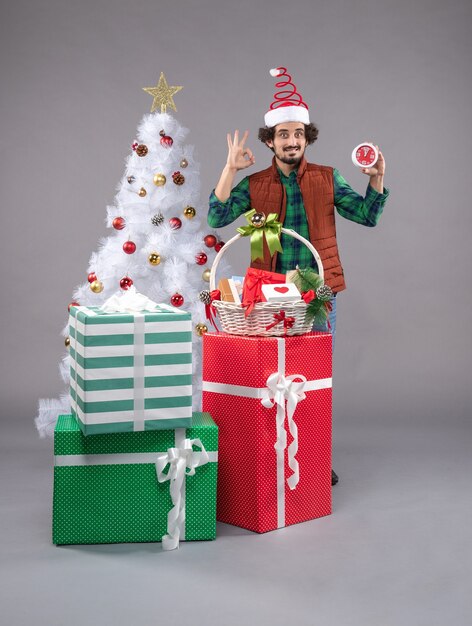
xmin=202 ymin=209 xmax=333 ymax=336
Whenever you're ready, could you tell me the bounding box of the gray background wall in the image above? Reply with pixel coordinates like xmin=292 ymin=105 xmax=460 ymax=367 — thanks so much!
xmin=1 ymin=1 xmax=471 ymax=624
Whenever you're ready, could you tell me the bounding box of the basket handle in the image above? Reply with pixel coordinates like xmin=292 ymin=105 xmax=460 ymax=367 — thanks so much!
xmin=209 ymin=227 xmax=324 ymax=291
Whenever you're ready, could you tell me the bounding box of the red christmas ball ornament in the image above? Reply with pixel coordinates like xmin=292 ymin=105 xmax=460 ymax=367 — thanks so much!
xmin=204 ymin=234 xmax=217 ymax=248
xmin=112 ymin=217 xmax=126 ymax=230
xmin=159 ymin=129 xmax=173 ymax=148
xmin=68 ymin=301 xmax=80 ymax=312
xmin=131 ymin=141 xmax=138 ymax=151
xmin=214 ymin=241 xmax=225 ymax=252
xmin=169 ymin=217 xmax=182 ymax=230
xmin=87 ymin=272 xmax=97 ymax=283
xmin=120 ymin=276 xmax=133 ymax=290
xmin=195 ymin=252 xmax=208 ymax=265
xmin=123 ymin=240 xmax=136 ymax=254
xmin=170 ymin=293 xmax=184 ymax=307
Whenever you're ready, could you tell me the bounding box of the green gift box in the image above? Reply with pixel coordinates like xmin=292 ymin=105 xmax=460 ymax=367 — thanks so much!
xmin=53 ymin=413 xmax=218 ymax=549
xmin=69 ymin=304 xmax=193 ymax=435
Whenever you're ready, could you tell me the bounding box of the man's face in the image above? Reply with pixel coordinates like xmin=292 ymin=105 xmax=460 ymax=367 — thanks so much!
xmin=266 ymin=122 xmax=307 ymax=166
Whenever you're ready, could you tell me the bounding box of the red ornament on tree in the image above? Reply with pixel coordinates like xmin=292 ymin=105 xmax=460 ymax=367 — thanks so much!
xmin=87 ymin=272 xmax=97 ymax=283
xmin=112 ymin=217 xmax=126 ymax=230
xmin=68 ymin=301 xmax=80 ymax=312
xmin=170 ymin=293 xmax=184 ymax=307
xmin=123 ymin=241 xmax=136 ymax=254
xmin=131 ymin=142 xmax=138 ymax=151
xmin=195 ymin=252 xmax=208 ymax=265
xmin=120 ymin=276 xmax=133 ymax=290
xmin=215 ymin=241 xmax=225 ymax=252
xmin=159 ymin=129 xmax=173 ymax=148
xmin=169 ymin=217 xmax=182 ymax=230
xmin=204 ymin=234 xmax=217 ymax=248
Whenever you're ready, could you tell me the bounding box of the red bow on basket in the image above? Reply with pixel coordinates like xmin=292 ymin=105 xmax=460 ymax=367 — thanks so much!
xmin=204 ymin=290 xmax=221 ymax=331
xmin=265 ymin=310 xmax=295 ymax=335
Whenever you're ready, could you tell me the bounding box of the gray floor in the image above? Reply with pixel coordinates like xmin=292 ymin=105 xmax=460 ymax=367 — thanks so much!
xmin=2 ymin=416 xmax=471 ymax=626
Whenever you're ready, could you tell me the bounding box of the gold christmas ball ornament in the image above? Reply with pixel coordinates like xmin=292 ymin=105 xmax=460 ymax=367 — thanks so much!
xmin=202 ymin=268 xmax=211 ymax=282
xmin=90 ymin=280 xmax=104 ymax=293
xmin=180 ymin=158 xmax=188 ymax=168
xmin=183 ymin=206 xmax=196 ymax=219
xmin=65 ymin=336 xmax=70 ymax=348
xmin=195 ymin=323 xmax=208 ymax=337
xmin=148 ymin=252 xmax=161 ymax=266
xmin=251 ymin=212 xmax=266 ymax=228
xmin=138 ymin=187 xmax=147 ymax=197
xmin=153 ymin=173 xmax=166 ymax=186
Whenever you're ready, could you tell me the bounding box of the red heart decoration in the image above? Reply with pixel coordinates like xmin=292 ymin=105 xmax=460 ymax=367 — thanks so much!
xmin=274 ymin=286 xmax=289 ymax=294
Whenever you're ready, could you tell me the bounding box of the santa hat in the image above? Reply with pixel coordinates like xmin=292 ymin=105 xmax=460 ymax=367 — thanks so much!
xmin=264 ymin=67 xmax=310 ymax=128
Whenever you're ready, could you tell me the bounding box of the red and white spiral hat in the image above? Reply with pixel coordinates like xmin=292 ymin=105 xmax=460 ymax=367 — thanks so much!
xmin=264 ymin=67 xmax=310 ymax=127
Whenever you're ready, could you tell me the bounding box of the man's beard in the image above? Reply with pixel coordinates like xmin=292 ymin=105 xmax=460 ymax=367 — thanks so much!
xmin=274 ymin=145 xmax=305 ymax=165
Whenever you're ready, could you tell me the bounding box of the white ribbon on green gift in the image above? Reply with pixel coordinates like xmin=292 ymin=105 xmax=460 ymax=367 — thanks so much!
xmin=156 ymin=432 xmax=211 ymax=551
xmin=202 ymin=337 xmax=332 ymax=529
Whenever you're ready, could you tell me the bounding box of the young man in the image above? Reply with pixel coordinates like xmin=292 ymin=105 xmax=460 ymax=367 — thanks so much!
xmin=208 ymin=68 xmax=389 ymax=485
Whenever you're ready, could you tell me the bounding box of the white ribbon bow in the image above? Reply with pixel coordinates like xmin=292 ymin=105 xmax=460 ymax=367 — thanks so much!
xmin=261 ymin=373 xmax=307 ymax=490
xmin=156 ymin=438 xmax=210 ymax=551
xmin=100 ymin=286 xmax=158 ymax=313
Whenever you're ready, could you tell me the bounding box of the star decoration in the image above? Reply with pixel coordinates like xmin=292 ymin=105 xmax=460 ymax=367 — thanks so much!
xmin=142 ymin=72 xmax=183 ymax=113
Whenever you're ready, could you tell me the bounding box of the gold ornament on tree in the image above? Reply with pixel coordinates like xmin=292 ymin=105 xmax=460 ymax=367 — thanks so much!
xmin=195 ymin=323 xmax=208 ymax=337
xmin=153 ymin=173 xmax=166 ymax=186
xmin=202 ymin=268 xmax=211 ymax=282
xmin=183 ymin=206 xmax=196 ymax=219
xmin=142 ymin=72 xmax=183 ymax=113
xmin=138 ymin=187 xmax=147 ymax=197
xmin=180 ymin=158 xmax=188 ymax=168
xmin=90 ymin=280 xmax=104 ymax=293
xmin=65 ymin=336 xmax=70 ymax=348
xmin=148 ymin=252 xmax=161 ymax=266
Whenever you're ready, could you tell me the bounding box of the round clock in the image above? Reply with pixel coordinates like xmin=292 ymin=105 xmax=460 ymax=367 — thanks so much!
xmin=352 ymin=143 xmax=378 ymax=168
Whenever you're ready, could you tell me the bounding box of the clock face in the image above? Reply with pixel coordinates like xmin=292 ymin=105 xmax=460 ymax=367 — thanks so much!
xmin=352 ymin=142 xmax=378 ymax=168
xmin=355 ymin=145 xmax=376 ymax=166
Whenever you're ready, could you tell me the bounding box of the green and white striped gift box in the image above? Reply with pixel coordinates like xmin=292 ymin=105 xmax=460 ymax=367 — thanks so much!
xmin=69 ymin=304 xmax=193 ymax=435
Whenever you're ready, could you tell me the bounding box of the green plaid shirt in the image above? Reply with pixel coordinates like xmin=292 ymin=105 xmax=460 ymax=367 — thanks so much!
xmin=208 ymin=167 xmax=389 ymax=274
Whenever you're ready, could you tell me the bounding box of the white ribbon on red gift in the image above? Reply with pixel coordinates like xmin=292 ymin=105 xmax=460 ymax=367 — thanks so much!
xmin=156 ymin=436 xmax=210 ymax=551
xmin=202 ymin=337 xmax=332 ymax=528
xmin=261 ymin=372 xmax=306 ymax=491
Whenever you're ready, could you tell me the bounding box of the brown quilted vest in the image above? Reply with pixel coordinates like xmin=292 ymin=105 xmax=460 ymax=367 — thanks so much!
xmin=248 ymin=156 xmax=346 ymax=293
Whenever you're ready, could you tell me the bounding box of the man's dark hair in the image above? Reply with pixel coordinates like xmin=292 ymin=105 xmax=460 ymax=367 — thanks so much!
xmin=257 ymin=122 xmax=319 ymax=146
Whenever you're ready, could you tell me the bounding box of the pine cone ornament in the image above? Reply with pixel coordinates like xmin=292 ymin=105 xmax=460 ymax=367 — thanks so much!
xmin=151 ymin=213 xmax=164 ymax=226
xmin=316 ymin=284 xmax=334 ymax=302
xmin=136 ymin=144 xmax=148 ymax=157
xmin=172 ymin=171 xmax=185 ymax=185
xmin=199 ymin=290 xmax=211 ymax=305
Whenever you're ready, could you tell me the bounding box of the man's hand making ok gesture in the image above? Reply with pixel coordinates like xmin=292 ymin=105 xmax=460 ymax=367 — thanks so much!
xmin=214 ymin=130 xmax=255 ymax=202
xmin=226 ymin=130 xmax=255 ymax=172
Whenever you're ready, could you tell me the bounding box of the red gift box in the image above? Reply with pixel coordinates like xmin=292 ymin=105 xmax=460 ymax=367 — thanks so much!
xmin=242 ymin=268 xmax=286 ymax=316
xmin=202 ymin=332 xmax=332 ymax=533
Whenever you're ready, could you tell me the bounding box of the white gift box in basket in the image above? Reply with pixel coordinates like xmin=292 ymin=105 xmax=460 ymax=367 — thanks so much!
xmin=209 ymin=228 xmax=325 ymax=337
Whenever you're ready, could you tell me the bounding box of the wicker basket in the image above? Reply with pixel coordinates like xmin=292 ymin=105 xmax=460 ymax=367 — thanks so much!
xmin=209 ymin=228 xmax=324 ymax=336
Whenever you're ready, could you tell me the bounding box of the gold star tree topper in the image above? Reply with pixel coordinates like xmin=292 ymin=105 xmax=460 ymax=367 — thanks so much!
xmin=143 ymin=72 xmax=183 ymax=113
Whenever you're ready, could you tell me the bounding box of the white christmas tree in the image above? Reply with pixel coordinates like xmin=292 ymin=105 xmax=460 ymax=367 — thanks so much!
xmin=36 ymin=73 xmax=226 ymax=437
